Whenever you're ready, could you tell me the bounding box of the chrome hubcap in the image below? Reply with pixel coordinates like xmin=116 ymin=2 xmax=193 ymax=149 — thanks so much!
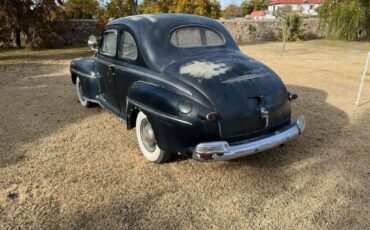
xmin=140 ymin=118 xmax=156 ymax=152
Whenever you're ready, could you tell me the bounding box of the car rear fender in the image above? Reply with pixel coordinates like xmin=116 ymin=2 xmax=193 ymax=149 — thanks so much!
xmin=126 ymin=81 xmax=220 ymax=153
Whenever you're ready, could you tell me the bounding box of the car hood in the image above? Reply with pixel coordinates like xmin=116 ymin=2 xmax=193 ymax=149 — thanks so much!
xmin=163 ymin=52 xmax=291 ymax=139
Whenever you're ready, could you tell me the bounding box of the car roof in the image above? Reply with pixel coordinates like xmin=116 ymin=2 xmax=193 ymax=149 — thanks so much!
xmin=108 ymin=13 xmax=219 ymax=28
xmin=106 ymin=14 xmax=239 ymax=72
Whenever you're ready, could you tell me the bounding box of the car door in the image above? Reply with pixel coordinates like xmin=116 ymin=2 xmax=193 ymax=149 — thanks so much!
xmin=95 ymin=29 xmax=120 ymax=114
xmin=115 ymin=30 xmax=141 ymax=118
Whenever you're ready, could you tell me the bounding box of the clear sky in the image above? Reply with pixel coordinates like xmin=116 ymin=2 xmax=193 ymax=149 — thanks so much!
xmin=219 ymin=0 xmax=244 ymax=9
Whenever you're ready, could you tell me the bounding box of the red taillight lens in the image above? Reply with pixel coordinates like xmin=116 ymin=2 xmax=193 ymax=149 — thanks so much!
xmin=206 ymin=112 xmax=218 ymax=121
xmin=289 ymin=93 xmax=298 ymax=100
xmin=198 ymin=111 xmax=218 ymax=121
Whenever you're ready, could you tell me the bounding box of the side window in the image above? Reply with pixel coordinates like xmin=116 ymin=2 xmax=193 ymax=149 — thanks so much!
xmin=101 ymin=31 xmax=117 ymax=56
xmin=119 ymin=31 xmax=138 ymax=61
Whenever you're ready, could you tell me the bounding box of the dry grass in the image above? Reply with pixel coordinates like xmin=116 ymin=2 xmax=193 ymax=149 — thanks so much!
xmin=0 ymin=40 xmax=369 ymax=229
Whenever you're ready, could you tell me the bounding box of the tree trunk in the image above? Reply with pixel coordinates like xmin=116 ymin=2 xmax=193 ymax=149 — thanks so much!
xmin=14 ymin=29 xmax=21 ymax=48
xmin=280 ymin=39 xmax=286 ymax=56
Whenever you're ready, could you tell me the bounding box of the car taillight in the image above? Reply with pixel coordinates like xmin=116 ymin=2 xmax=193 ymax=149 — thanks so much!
xmin=289 ymin=92 xmax=298 ymax=100
xmin=198 ymin=111 xmax=218 ymax=121
xmin=206 ymin=112 xmax=218 ymax=121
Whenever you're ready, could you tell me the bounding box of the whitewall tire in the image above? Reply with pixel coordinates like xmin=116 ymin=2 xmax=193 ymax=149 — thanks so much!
xmin=76 ymin=77 xmax=91 ymax=107
xmin=135 ymin=111 xmax=171 ymax=163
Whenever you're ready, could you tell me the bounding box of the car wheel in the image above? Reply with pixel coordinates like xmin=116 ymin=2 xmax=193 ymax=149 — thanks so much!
xmin=76 ymin=77 xmax=91 ymax=107
xmin=135 ymin=111 xmax=171 ymax=163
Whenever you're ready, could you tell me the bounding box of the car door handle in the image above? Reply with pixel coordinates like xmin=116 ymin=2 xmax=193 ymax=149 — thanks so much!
xmin=109 ymin=65 xmax=116 ymax=76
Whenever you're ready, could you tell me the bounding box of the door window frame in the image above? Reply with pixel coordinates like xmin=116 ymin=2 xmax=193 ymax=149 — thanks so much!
xmin=118 ymin=30 xmax=138 ymax=62
xmin=99 ymin=29 xmax=118 ymax=58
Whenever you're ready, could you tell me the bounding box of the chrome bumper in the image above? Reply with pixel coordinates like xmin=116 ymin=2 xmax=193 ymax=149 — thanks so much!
xmin=193 ymin=115 xmax=306 ymax=161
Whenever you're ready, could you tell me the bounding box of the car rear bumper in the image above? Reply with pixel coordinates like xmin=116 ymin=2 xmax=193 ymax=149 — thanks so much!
xmin=193 ymin=115 xmax=306 ymax=161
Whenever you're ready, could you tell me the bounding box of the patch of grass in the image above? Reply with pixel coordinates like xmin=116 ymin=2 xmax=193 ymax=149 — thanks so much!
xmin=306 ymin=39 xmax=370 ymax=51
xmin=0 ymin=46 xmax=94 ymax=62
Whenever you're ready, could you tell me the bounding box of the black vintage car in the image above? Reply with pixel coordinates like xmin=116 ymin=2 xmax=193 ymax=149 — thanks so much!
xmin=70 ymin=14 xmax=306 ymax=163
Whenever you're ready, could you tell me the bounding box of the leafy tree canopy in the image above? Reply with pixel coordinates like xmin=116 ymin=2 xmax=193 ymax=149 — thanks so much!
xmin=222 ymin=4 xmax=241 ymax=18
xmin=106 ymin=0 xmax=136 ymax=18
xmin=240 ymin=0 xmax=268 ymax=17
xmin=64 ymin=0 xmax=99 ymax=19
xmin=317 ymin=0 xmax=370 ymax=40
xmin=0 ymin=0 xmax=64 ymax=48
xmin=137 ymin=0 xmax=221 ymax=19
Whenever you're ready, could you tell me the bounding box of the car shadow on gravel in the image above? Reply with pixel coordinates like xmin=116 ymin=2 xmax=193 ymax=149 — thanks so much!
xmin=160 ymin=85 xmax=349 ymax=168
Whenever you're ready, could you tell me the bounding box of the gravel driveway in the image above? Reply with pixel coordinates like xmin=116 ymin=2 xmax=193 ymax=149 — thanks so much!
xmin=0 ymin=41 xmax=369 ymax=229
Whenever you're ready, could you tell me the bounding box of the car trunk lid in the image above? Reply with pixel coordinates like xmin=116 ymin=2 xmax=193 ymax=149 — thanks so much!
xmin=163 ymin=52 xmax=291 ymax=139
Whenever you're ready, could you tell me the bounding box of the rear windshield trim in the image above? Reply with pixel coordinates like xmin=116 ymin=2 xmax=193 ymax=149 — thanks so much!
xmin=169 ymin=24 xmax=225 ymax=48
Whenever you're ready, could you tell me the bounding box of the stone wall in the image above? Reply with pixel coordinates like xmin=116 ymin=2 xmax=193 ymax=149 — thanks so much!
xmin=1 ymin=18 xmax=323 ymax=48
xmin=0 ymin=19 xmax=100 ymax=48
xmin=61 ymin=19 xmax=100 ymax=45
xmin=59 ymin=18 xmax=321 ymax=44
xmin=219 ymin=19 xmax=322 ymax=42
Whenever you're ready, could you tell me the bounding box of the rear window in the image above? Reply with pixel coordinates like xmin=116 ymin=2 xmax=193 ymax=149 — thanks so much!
xmin=170 ymin=26 xmax=224 ymax=48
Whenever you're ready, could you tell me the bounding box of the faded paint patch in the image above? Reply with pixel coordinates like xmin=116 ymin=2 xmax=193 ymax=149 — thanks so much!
xmin=179 ymin=61 xmax=230 ymax=79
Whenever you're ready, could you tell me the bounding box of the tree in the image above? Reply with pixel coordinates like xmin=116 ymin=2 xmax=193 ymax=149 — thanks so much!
xmin=251 ymin=0 xmax=268 ymax=11
xmin=208 ymin=1 xmax=221 ymax=19
xmin=171 ymin=0 xmax=195 ymax=14
xmin=240 ymin=1 xmax=254 ymax=16
xmin=194 ymin=0 xmax=209 ymax=16
xmin=0 ymin=0 xmax=28 ymax=48
xmin=107 ymin=0 xmax=136 ymax=18
xmin=317 ymin=0 xmax=370 ymax=40
xmin=222 ymin=4 xmax=241 ymax=18
xmin=137 ymin=0 xmax=162 ymax=14
xmin=240 ymin=0 xmax=268 ymax=17
xmin=157 ymin=0 xmax=173 ymax=13
xmin=0 ymin=0 xmax=64 ymax=48
xmin=137 ymin=0 xmax=221 ymax=19
xmin=64 ymin=0 xmax=99 ymax=19
xmin=275 ymin=5 xmax=304 ymax=55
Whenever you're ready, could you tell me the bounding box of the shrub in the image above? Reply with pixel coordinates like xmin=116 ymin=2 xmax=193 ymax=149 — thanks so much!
xmin=276 ymin=13 xmax=305 ymax=42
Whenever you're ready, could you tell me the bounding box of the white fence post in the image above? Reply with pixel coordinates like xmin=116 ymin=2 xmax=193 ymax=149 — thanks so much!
xmin=355 ymin=51 xmax=370 ymax=106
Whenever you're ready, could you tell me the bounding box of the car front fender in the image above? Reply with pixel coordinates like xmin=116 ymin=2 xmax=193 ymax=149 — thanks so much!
xmin=70 ymin=58 xmax=98 ymax=100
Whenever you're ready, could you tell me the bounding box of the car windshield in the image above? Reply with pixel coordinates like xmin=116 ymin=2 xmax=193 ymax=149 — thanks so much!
xmin=170 ymin=26 xmax=224 ymax=48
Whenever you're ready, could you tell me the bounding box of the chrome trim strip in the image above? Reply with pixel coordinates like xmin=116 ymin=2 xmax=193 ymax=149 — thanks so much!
xmin=193 ymin=115 xmax=306 ymax=161
xmin=71 ymin=68 xmax=96 ymax=79
xmin=86 ymin=98 xmax=99 ymax=104
xmin=95 ymin=57 xmax=193 ymax=96
xmin=128 ymin=98 xmax=192 ymax=126
xmin=223 ymin=74 xmax=270 ymax=83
